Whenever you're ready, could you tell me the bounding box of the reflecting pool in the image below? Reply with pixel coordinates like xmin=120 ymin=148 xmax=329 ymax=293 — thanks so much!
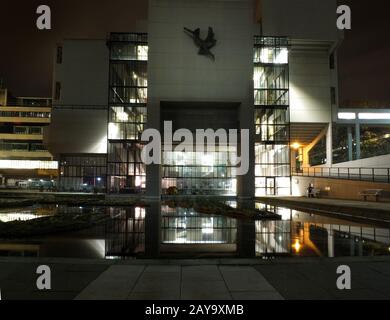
xmin=0 ymin=202 xmax=389 ymax=259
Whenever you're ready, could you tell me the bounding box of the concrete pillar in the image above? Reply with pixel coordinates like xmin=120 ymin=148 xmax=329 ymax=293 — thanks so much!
xmin=237 ymin=100 xmax=255 ymax=200
xmin=146 ymin=100 xmax=161 ymax=200
xmin=237 ymin=220 xmax=256 ymax=257
xmin=326 ymin=122 xmax=333 ymax=166
xmin=327 ymin=227 xmax=334 ymax=258
xmin=347 ymin=126 xmax=353 ymax=161
xmin=144 ymin=201 xmax=161 ymax=258
xmin=350 ymin=237 xmax=355 ymax=256
xmin=355 ymin=123 xmax=361 ymax=160
xmin=236 ymin=201 xmax=256 ymax=257
xmin=358 ymin=240 xmax=363 ymax=256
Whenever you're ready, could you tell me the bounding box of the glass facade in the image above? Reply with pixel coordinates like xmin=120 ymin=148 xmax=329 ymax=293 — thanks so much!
xmin=162 ymin=147 xmax=237 ymax=196
xmin=107 ymin=33 xmax=148 ymax=193
xmin=309 ymin=135 xmax=327 ymax=166
xmin=105 ymin=207 xmax=145 ymax=257
xmin=59 ymin=154 xmax=107 ymax=192
xmin=254 ymin=37 xmax=291 ymax=196
xmin=333 ymin=124 xmax=390 ymax=164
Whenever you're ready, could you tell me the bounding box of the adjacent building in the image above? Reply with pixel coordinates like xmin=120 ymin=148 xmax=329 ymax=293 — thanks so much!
xmin=0 ymin=88 xmax=57 ymax=188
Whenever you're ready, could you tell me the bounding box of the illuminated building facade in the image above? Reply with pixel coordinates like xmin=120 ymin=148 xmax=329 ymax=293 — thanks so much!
xmin=0 ymin=88 xmax=57 ymax=188
xmin=51 ymin=0 xmax=390 ymax=198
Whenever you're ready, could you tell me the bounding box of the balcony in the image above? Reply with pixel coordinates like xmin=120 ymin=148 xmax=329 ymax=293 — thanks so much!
xmin=0 ymin=106 xmax=51 ymax=123
xmin=0 ymin=143 xmax=52 ymax=160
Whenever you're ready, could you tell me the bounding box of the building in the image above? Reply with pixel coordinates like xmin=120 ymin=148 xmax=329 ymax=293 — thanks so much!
xmin=48 ymin=0 xmax=390 ymax=199
xmin=0 ymin=88 xmax=57 ymax=188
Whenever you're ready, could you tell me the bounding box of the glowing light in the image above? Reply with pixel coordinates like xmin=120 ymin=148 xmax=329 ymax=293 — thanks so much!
xmin=358 ymin=113 xmax=390 ymax=120
xmin=293 ymin=240 xmax=301 ymax=253
xmin=108 ymin=123 xmax=119 ymax=139
xmin=201 ymin=154 xmax=214 ymax=166
xmin=291 ymin=142 xmax=301 ymax=150
xmin=338 ymin=112 xmax=356 ymax=120
xmin=202 ymin=218 xmax=214 ymax=234
xmin=259 ymin=48 xmax=288 ymax=64
xmin=0 ymin=213 xmax=39 ymax=223
xmin=0 ymin=160 xmax=58 ymax=170
xmin=135 ymin=176 xmax=143 ymax=187
xmin=117 ymin=111 xmax=129 ymax=122
xmin=135 ymin=207 xmax=146 ymax=219
xmin=275 ymin=48 xmax=288 ymax=64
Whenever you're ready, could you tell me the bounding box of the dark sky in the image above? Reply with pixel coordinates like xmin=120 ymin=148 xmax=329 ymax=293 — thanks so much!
xmin=0 ymin=0 xmax=389 ymax=105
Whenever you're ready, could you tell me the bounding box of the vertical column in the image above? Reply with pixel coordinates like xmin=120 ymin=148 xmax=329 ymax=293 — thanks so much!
xmin=326 ymin=122 xmax=333 ymax=166
xmin=355 ymin=123 xmax=361 ymax=160
xmin=347 ymin=126 xmax=353 ymax=161
xmin=350 ymin=237 xmax=355 ymax=256
xmin=327 ymin=227 xmax=334 ymax=258
xmin=146 ymin=100 xmax=162 ymax=200
xmin=236 ymin=201 xmax=256 ymax=257
xmin=144 ymin=201 xmax=161 ymax=258
xmin=238 ymin=101 xmax=255 ymax=200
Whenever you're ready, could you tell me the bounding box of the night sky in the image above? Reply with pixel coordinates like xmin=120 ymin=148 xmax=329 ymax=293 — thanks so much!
xmin=0 ymin=0 xmax=389 ymax=105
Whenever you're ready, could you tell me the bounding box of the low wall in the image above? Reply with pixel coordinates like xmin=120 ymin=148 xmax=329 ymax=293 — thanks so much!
xmin=292 ymin=176 xmax=390 ymax=201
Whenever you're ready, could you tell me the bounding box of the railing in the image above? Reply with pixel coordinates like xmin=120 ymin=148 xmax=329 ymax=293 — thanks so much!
xmin=0 ymin=143 xmax=48 ymax=152
xmin=0 ymin=111 xmax=51 ymax=118
xmin=292 ymin=167 xmax=390 ymax=183
xmin=3 ymin=98 xmax=52 ymax=107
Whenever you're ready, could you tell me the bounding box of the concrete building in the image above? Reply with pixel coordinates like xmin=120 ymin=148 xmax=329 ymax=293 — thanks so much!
xmin=48 ymin=0 xmax=390 ymax=199
xmin=0 ymin=88 xmax=57 ymax=188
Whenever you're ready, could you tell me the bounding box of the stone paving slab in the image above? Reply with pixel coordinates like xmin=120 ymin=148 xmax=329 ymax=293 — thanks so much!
xmin=181 ymin=265 xmax=231 ymax=300
xmin=75 ymin=265 xmax=145 ymax=300
xmin=129 ymin=265 xmax=181 ymax=300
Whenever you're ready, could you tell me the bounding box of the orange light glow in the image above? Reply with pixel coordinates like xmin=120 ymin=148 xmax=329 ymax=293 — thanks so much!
xmin=293 ymin=240 xmax=301 ymax=253
xmin=291 ymin=142 xmax=301 ymax=150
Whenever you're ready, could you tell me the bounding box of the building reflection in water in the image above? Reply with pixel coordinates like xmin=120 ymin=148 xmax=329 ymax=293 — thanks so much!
xmin=1 ymin=203 xmax=390 ymax=259
xmin=254 ymin=203 xmax=390 ymax=257
xmin=161 ymin=205 xmax=237 ymax=244
xmin=105 ymin=207 xmax=146 ymax=257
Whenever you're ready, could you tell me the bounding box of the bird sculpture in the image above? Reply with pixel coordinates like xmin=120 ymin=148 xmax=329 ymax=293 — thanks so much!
xmin=184 ymin=27 xmax=217 ymax=61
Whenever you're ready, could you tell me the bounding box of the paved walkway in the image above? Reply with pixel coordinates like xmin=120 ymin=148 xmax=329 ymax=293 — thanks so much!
xmin=1 ymin=257 xmax=390 ymax=300
xmin=76 ymin=265 xmax=282 ymax=300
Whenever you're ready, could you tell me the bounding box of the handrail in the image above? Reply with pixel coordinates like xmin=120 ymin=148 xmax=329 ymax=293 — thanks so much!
xmin=292 ymin=167 xmax=390 ymax=184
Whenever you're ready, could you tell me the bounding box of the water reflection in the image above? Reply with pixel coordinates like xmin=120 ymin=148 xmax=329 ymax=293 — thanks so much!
xmin=161 ymin=206 xmax=237 ymax=244
xmin=0 ymin=207 xmax=53 ymax=222
xmin=0 ymin=202 xmax=390 ymax=259
xmin=255 ymin=204 xmax=390 ymax=257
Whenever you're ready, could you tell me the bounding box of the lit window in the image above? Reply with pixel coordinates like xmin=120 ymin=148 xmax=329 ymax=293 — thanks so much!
xmin=338 ymin=112 xmax=356 ymax=120
xmin=358 ymin=113 xmax=390 ymax=120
